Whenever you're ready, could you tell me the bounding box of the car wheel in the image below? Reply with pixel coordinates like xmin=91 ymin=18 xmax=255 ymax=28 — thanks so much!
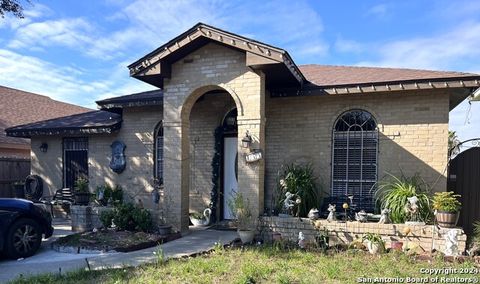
xmin=5 ymin=218 xmax=42 ymax=259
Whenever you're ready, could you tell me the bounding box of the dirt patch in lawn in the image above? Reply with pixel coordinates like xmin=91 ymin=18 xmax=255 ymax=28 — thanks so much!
xmin=53 ymin=229 xmax=181 ymax=253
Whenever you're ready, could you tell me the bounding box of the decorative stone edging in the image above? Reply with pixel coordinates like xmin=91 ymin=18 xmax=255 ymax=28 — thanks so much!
xmin=260 ymin=216 xmax=467 ymax=253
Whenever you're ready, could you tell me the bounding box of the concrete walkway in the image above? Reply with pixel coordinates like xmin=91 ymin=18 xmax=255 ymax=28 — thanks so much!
xmin=0 ymin=223 xmax=238 ymax=283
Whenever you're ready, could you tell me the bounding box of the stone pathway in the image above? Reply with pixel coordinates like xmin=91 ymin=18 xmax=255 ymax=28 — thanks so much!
xmin=0 ymin=222 xmax=238 ymax=283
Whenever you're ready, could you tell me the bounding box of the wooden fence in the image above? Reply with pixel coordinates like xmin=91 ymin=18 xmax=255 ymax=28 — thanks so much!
xmin=0 ymin=157 xmax=30 ymax=198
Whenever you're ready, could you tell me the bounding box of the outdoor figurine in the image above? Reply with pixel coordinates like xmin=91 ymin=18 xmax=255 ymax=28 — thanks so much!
xmin=109 ymin=140 xmax=126 ymax=174
xmin=378 ymin=208 xmax=391 ymax=224
xmin=404 ymin=196 xmax=421 ymax=222
xmin=444 ymin=229 xmax=459 ymax=257
xmin=298 ymin=232 xmax=306 ymax=249
xmin=283 ymin=191 xmax=296 ymax=214
xmin=355 ymin=210 xmax=368 ymax=222
xmin=308 ymin=208 xmax=320 ymax=220
xmin=326 ymin=204 xmax=336 ymax=222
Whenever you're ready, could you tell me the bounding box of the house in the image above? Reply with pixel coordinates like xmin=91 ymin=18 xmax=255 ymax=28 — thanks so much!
xmin=6 ymin=23 xmax=480 ymax=233
xmin=0 ymin=85 xmax=90 ymax=159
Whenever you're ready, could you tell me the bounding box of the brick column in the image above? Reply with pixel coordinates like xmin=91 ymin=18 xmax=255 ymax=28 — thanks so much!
xmin=162 ymin=120 xmax=190 ymax=233
xmin=236 ymin=71 xmax=266 ymax=219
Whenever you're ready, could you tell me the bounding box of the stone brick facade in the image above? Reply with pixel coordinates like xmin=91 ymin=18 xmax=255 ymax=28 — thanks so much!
xmin=30 ymin=42 xmax=451 ymax=235
xmin=264 ymin=90 xmax=449 ymax=211
xmin=260 ymin=217 xmax=467 ymax=253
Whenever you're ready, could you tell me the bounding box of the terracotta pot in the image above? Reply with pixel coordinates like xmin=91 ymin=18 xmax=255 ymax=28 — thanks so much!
xmin=436 ymin=211 xmax=459 ymax=228
xmin=238 ymin=230 xmax=255 ymax=244
xmin=390 ymin=241 xmax=403 ymax=251
xmin=272 ymin=232 xmax=282 ymax=242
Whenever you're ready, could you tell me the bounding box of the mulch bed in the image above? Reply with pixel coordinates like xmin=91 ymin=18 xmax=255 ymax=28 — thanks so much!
xmin=53 ymin=229 xmax=181 ymax=253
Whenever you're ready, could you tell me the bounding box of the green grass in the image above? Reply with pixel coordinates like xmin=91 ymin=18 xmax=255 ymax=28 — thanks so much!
xmin=11 ymin=247 xmax=479 ymax=284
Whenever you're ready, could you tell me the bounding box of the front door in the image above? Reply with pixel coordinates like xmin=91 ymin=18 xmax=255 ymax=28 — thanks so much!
xmin=223 ymin=137 xmax=238 ymax=219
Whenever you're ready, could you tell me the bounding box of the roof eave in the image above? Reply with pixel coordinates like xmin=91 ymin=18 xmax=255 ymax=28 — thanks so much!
xmin=5 ymin=121 xmax=123 ymax=138
xmin=271 ymin=77 xmax=480 ymax=97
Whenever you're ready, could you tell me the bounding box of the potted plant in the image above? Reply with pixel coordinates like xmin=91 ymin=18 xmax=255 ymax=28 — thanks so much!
xmin=228 ymin=192 xmax=256 ymax=244
xmin=362 ymin=233 xmax=385 ymax=255
xmin=74 ymin=178 xmax=91 ymax=205
xmin=432 ymin=192 xmax=461 ymax=228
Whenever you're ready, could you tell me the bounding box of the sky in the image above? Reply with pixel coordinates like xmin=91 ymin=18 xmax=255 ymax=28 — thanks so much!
xmin=0 ymin=0 xmax=479 ymax=142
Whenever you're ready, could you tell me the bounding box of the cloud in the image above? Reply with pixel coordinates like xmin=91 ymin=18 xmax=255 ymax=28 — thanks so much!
xmin=365 ymin=3 xmax=389 ymax=19
xmin=7 ymin=18 xmax=95 ymax=50
xmin=335 ymin=37 xmax=365 ymax=53
xmin=0 ymin=49 xmax=152 ymax=108
xmin=355 ymin=21 xmax=480 ymax=71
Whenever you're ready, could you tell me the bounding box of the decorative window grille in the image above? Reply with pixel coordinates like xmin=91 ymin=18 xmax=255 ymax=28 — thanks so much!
xmin=154 ymin=122 xmax=164 ymax=184
xmin=331 ymin=110 xmax=378 ymax=211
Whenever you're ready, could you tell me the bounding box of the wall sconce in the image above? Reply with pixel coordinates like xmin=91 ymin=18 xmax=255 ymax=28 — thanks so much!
xmin=241 ymin=131 xmax=252 ymax=148
xmin=39 ymin=143 xmax=48 ymax=153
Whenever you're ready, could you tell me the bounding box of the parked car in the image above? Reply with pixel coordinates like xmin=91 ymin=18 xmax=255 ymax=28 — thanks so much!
xmin=0 ymin=198 xmax=53 ymax=259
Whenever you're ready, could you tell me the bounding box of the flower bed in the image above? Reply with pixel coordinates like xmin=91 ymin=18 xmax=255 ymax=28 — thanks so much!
xmin=260 ymin=217 xmax=467 ymax=253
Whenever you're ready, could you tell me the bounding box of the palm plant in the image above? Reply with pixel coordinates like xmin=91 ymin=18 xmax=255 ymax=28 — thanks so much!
xmin=374 ymin=173 xmax=432 ymax=223
xmin=277 ymin=163 xmax=319 ymax=217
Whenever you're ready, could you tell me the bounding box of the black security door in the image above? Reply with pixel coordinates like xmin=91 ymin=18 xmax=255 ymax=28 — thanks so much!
xmin=63 ymin=138 xmax=88 ymax=189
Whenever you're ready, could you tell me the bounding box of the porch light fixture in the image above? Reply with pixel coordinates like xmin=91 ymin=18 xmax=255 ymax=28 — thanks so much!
xmin=241 ymin=131 xmax=252 ymax=148
xmin=39 ymin=143 xmax=48 ymax=153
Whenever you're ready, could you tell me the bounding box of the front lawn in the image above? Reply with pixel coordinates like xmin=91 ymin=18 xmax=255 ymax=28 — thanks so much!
xmin=11 ymin=246 xmax=479 ymax=284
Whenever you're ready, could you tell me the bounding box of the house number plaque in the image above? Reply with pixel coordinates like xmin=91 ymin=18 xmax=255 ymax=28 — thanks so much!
xmin=245 ymin=150 xmax=262 ymax=163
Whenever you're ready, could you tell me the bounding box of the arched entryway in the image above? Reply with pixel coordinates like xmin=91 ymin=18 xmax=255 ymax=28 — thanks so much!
xmin=187 ymin=87 xmax=239 ymax=224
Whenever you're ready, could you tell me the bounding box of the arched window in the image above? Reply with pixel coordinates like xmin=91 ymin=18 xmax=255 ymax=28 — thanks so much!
xmin=331 ymin=110 xmax=378 ymax=211
xmin=154 ymin=121 xmax=163 ymax=184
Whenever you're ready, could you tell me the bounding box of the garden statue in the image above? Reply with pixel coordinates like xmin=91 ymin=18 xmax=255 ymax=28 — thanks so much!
xmin=355 ymin=210 xmax=368 ymax=222
xmin=404 ymin=196 xmax=423 ymax=224
xmin=109 ymin=140 xmax=126 ymax=174
xmin=444 ymin=229 xmax=459 ymax=257
xmin=298 ymin=231 xmax=306 ymax=249
xmin=308 ymin=208 xmax=320 ymax=220
xmin=327 ymin=204 xmax=336 ymax=222
xmin=378 ymin=208 xmax=391 ymax=224
xmin=283 ymin=191 xmax=296 ymax=215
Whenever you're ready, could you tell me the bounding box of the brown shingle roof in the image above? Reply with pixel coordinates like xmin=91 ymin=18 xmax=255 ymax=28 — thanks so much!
xmin=299 ymin=64 xmax=480 ymax=87
xmin=0 ymin=85 xmax=90 ymax=145
xmin=6 ymin=110 xmax=122 ymax=138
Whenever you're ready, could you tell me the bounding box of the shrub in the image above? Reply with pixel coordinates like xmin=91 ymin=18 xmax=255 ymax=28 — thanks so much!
xmin=432 ymin=191 xmax=461 ymax=213
xmin=276 ymin=163 xmax=319 ymax=217
xmin=96 ymin=184 xmax=123 ymax=206
xmin=100 ymin=203 xmax=152 ymax=232
xmin=374 ymin=173 xmax=432 ymax=223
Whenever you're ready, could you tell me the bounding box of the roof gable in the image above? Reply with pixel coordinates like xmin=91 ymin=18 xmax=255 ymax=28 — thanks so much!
xmin=128 ymin=23 xmax=305 ymax=88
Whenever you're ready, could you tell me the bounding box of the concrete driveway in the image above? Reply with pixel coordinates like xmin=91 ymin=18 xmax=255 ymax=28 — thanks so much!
xmin=0 ymin=219 xmax=238 ymax=283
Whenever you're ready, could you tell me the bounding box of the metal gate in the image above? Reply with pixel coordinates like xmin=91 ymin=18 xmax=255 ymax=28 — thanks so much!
xmin=63 ymin=138 xmax=88 ymax=189
xmin=448 ymin=146 xmax=480 ymax=235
